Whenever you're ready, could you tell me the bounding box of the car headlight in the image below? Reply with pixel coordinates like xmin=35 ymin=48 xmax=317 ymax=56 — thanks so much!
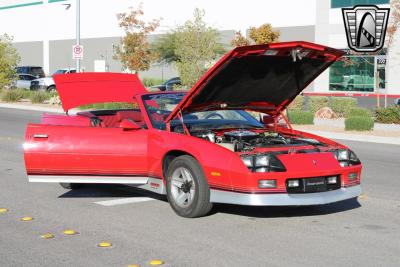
xmin=240 ymin=153 xmax=286 ymax=173
xmin=332 ymin=149 xmax=361 ymax=167
xmin=241 ymin=155 xmax=253 ymax=168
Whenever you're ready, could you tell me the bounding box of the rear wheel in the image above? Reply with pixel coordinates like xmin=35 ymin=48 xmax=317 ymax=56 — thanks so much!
xmin=59 ymin=183 xmax=82 ymax=190
xmin=47 ymin=85 xmax=56 ymax=92
xmin=166 ymin=155 xmax=212 ymax=218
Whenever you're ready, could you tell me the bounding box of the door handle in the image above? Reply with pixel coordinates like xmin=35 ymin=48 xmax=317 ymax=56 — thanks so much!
xmin=33 ymin=134 xmax=48 ymax=139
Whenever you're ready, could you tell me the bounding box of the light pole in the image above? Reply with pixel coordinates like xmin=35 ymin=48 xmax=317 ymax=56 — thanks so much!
xmin=76 ymin=0 xmax=80 ymax=72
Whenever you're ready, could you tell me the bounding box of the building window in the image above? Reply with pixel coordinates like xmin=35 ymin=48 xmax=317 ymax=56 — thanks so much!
xmin=331 ymin=0 xmax=389 ymax=8
xmin=329 ymin=56 xmax=376 ymax=92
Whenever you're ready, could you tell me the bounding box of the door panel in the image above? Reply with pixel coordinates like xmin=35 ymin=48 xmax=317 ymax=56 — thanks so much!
xmin=25 ymin=124 xmax=148 ymax=176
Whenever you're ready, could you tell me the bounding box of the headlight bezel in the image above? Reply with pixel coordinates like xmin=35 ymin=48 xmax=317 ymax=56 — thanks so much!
xmin=240 ymin=153 xmax=286 ymax=173
xmin=332 ymin=149 xmax=361 ymax=167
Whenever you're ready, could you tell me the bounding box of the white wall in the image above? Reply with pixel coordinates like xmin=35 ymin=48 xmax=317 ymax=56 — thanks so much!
xmin=0 ymin=0 xmax=316 ymax=42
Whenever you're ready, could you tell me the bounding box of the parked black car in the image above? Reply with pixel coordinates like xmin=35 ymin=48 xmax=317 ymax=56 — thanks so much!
xmin=153 ymin=77 xmax=181 ymax=91
xmin=16 ymin=66 xmax=45 ymax=78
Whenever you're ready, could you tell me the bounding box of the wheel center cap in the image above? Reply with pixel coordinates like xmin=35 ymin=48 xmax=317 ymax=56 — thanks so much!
xmin=181 ymin=182 xmax=191 ymax=193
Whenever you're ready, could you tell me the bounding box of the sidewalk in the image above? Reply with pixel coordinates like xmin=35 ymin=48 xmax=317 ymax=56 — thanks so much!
xmin=1 ymin=102 xmax=399 ymax=145
xmin=303 ymin=130 xmax=400 ymax=145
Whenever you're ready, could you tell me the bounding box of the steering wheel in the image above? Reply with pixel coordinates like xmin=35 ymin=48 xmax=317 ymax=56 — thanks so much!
xmin=205 ymin=113 xmax=224 ymax=120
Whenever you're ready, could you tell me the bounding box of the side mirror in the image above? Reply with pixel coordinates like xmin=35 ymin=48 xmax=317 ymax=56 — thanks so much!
xmin=262 ymin=116 xmax=274 ymax=125
xmin=119 ymin=119 xmax=141 ymax=130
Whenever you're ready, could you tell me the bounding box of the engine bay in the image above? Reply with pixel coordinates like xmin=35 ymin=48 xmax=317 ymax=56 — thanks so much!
xmin=190 ymin=129 xmax=327 ymax=153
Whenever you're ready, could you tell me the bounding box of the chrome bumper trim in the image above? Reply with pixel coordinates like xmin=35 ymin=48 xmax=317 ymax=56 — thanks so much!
xmin=28 ymin=175 xmax=148 ymax=184
xmin=210 ymin=185 xmax=361 ymax=206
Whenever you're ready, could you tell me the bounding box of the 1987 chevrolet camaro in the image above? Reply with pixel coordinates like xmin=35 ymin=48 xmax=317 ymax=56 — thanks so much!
xmin=24 ymin=41 xmax=362 ymax=218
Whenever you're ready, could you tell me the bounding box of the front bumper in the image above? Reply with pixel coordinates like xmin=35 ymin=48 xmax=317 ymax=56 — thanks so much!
xmin=210 ymin=185 xmax=361 ymax=206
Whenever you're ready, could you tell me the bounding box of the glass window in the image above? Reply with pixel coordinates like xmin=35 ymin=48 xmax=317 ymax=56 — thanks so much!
xmin=331 ymin=0 xmax=389 ymax=8
xmin=329 ymin=56 xmax=375 ymax=92
xmin=142 ymin=93 xmax=263 ymax=130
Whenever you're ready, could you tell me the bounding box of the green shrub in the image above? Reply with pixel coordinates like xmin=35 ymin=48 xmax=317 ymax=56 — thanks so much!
xmin=346 ymin=107 xmax=371 ymax=118
xmin=22 ymin=90 xmax=32 ymax=99
xmin=288 ymin=95 xmax=304 ymax=111
xmin=142 ymin=77 xmax=163 ymax=87
xmin=29 ymin=91 xmax=48 ymax=104
xmin=375 ymin=106 xmax=400 ymax=124
xmin=330 ymin=97 xmax=357 ymax=117
xmin=287 ymin=110 xmax=314 ymax=125
xmin=103 ymin=102 xmax=133 ymax=109
xmin=79 ymin=102 xmax=135 ymax=110
xmin=345 ymin=116 xmax=374 ymax=131
xmin=1 ymin=89 xmax=24 ymax=102
xmin=309 ymin=96 xmax=328 ymax=113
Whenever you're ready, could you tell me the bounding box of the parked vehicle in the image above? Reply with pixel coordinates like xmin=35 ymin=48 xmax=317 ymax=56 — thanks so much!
xmin=342 ymin=70 xmax=374 ymax=92
xmin=31 ymin=68 xmax=76 ymax=91
xmin=14 ymin=74 xmax=38 ymax=89
xmin=16 ymin=66 xmax=45 ymax=78
xmin=395 ymin=98 xmax=400 ymax=106
xmin=153 ymin=77 xmax=181 ymax=91
xmin=24 ymin=42 xmax=362 ymax=218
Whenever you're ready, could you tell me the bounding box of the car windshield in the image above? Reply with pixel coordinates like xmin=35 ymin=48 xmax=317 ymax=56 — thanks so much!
xmin=53 ymin=69 xmax=68 ymax=75
xmin=31 ymin=67 xmax=44 ymax=76
xmin=142 ymin=93 xmax=263 ymax=130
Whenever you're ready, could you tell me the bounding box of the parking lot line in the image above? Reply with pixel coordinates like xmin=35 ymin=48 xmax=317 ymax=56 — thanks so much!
xmin=94 ymin=197 xmax=155 ymax=206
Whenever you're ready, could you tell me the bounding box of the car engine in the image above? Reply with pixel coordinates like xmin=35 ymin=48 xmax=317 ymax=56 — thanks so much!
xmin=192 ymin=129 xmax=324 ymax=152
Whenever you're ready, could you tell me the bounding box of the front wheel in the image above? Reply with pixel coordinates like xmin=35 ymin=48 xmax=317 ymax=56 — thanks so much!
xmin=166 ymin=155 xmax=212 ymax=218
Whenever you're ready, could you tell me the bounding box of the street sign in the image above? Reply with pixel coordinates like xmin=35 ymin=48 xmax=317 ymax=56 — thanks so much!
xmin=72 ymin=44 xmax=84 ymax=59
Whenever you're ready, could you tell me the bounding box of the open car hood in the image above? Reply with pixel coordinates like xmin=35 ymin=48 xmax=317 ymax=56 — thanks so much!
xmin=166 ymin=41 xmax=344 ymax=122
xmin=53 ymin=72 xmax=147 ymax=112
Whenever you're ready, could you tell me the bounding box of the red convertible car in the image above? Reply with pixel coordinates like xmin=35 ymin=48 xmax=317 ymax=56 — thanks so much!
xmin=24 ymin=42 xmax=362 ymax=218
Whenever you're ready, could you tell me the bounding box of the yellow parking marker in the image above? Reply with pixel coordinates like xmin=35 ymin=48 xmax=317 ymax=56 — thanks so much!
xmin=40 ymin=233 xmax=55 ymax=239
xmin=359 ymin=193 xmax=367 ymax=200
xmin=0 ymin=208 xmax=8 ymax=213
xmin=97 ymin=241 xmax=112 ymax=248
xmin=149 ymin=260 xmax=164 ymax=266
xmin=21 ymin=217 xmax=33 ymax=221
xmin=63 ymin=229 xmax=78 ymax=235
xmin=127 ymin=265 xmax=141 ymax=267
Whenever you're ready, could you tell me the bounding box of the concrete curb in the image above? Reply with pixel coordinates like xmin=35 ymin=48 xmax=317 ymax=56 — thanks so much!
xmin=0 ymin=102 xmax=64 ymax=113
xmin=1 ymin=102 xmax=399 ymax=145
xmin=305 ymin=130 xmax=400 ymax=146
xmin=0 ymin=103 xmax=78 ymax=114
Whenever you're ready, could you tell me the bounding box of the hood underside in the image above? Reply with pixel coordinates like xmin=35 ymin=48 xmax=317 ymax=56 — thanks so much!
xmin=53 ymin=72 xmax=147 ymax=112
xmin=167 ymin=41 xmax=344 ymax=122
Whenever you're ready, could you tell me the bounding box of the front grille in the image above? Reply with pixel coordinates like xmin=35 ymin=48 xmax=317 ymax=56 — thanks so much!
xmin=286 ymin=176 xmax=341 ymax=194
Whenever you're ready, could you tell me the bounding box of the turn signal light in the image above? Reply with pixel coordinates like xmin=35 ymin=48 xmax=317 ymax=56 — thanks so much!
xmin=327 ymin=176 xmax=338 ymax=184
xmin=287 ymin=179 xmax=300 ymax=187
xmin=259 ymin=179 xmax=277 ymax=188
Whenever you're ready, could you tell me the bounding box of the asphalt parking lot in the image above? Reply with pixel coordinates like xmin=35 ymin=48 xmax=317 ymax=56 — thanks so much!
xmin=0 ymin=107 xmax=399 ymax=267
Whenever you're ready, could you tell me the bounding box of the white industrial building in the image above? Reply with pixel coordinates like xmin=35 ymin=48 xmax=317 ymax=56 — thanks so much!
xmin=1 ymin=0 xmax=399 ymax=96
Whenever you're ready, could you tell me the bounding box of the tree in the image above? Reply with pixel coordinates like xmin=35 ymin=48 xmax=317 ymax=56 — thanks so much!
xmin=152 ymin=32 xmax=179 ymax=63
xmin=174 ymin=8 xmax=225 ymax=87
xmin=386 ymin=0 xmax=400 ymax=48
xmin=114 ymin=3 xmax=160 ymax=73
xmin=231 ymin=31 xmax=250 ymax=47
xmin=0 ymin=34 xmax=20 ymax=89
xmin=231 ymin=24 xmax=280 ymax=47
xmin=249 ymin=23 xmax=280 ymax=44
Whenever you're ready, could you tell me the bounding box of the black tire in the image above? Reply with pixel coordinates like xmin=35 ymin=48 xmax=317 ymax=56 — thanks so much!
xmin=59 ymin=183 xmax=82 ymax=190
xmin=47 ymin=85 xmax=56 ymax=92
xmin=166 ymin=155 xmax=212 ymax=218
